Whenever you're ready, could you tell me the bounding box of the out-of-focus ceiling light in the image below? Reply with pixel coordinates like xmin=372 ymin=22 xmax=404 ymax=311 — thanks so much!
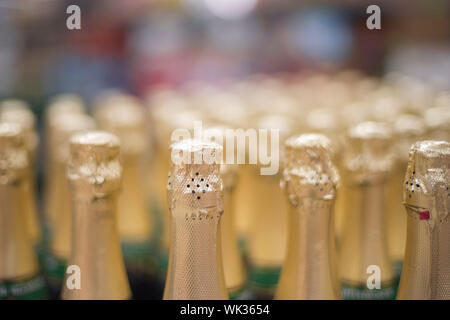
xmin=203 ymin=0 xmax=258 ymax=20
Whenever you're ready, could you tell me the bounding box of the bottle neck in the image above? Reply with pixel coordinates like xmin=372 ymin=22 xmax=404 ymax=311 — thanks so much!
xmin=62 ymin=189 xmax=130 ymax=300
xmin=276 ymin=198 xmax=340 ymax=299
xmin=50 ymin=162 xmax=72 ymax=260
xmin=398 ymin=206 xmax=449 ymax=299
xmin=117 ymin=159 xmax=150 ymax=241
xmin=164 ymin=206 xmax=228 ymax=300
xmin=340 ymin=181 xmax=394 ymax=285
xmin=221 ymin=186 xmax=246 ymax=294
xmin=0 ymin=181 xmax=38 ymax=280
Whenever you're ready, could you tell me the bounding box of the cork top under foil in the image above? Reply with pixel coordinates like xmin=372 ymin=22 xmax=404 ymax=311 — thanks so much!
xmin=0 ymin=122 xmax=28 ymax=184
xmin=342 ymin=121 xmax=394 ymax=185
xmin=403 ymin=140 xmax=450 ymax=224
xmin=282 ymin=134 xmax=338 ymax=204
xmin=167 ymin=139 xmax=223 ymax=213
xmin=68 ymin=131 xmax=122 ymax=195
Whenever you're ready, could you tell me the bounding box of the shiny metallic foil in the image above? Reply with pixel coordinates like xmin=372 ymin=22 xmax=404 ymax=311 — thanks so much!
xmin=0 ymin=102 xmax=41 ymax=245
xmin=164 ymin=139 xmax=228 ymax=300
xmin=397 ymin=140 xmax=449 ymax=300
xmin=276 ymin=134 xmax=341 ymax=300
xmin=62 ymin=131 xmax=131 ymax=300
xmin=0 ymin=123 xmax=39 ymax=280
xmin=339 ymin=122 xmax=396 ymax=298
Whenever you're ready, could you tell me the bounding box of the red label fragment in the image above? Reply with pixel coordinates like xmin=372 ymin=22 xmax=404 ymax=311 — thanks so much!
xmin=419 ymin=210 xmax=430 ymax=220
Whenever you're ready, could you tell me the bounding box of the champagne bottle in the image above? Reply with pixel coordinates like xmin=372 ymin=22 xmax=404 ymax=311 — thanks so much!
xmin=149 ymin=100 xmax=200 ymax=278
xmin=164 ymin=139 xmax=228 ymax=300
xmin=0 ymin=103 xmax=41 ymax=257
xmin=246 ymin=115 xmax=294 ymax=297
xmin=397 ymin=140 xmax=449 ymax=300
xmin=62 ymin=131 xmax=131 ymax=300
xmin=275 ymin=134 xmax=341 ymax=300
xmin=43 ymin=96 xmax=85 ymax=224
xmin=44 ymin=113 xmax=96 ymax=297
xmin=339 ymin=121 xmax=396 ymax=300
xmin=0 ymin=122 xmax=47 ymax=299
xmin=94 ymin=99 xmax=156 ymax=298
xmin=386 ymin=114 xmax=426 ymax=281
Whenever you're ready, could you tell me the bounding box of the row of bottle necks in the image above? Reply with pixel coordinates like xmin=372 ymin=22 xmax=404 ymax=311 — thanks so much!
xmin=0 ymin=180 xmax=416 ymax=300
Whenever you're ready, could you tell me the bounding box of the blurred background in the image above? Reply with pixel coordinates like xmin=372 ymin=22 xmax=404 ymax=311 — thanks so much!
xmin=1 ymin=0 xmax=449 ymax=113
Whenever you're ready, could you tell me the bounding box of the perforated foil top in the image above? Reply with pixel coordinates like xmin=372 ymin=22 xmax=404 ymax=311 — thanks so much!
xmin=0 ymin=122 xmax=28 ymax=185
xmin=167 ymin=139 xmax=223 ymax=212
xmin=282 ymin=134 xmax=338 ymax=204
xmin=403 ymin=140 xmax=450 ymax=224
xmin=68 ymin=131 xmax=122 ymax=196
xmin=342 ymin=121 xmax=394 ymax=185
xmin=164 ymin=139 xmax=227 ymax=300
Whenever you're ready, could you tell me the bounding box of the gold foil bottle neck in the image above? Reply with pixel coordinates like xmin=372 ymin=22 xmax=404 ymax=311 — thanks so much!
xmin=403 ymin=140 xmax=450 ymax=223
xmin=164 ymin=139 xmax=227 ymax=300
xmin=276 ymin=133 xmax=341 ymax=300
xmin=68 ymin=131 xmax=122 ymax=196
xmin=283 ymin=134 xmax=338 ymax=203
xmin=64 ymin=130 xmax=130 ymax=300
xmin=0 ymin=122 xmax=28 ymax=185
xmin=343 ymin=121 xmax=394 ymax=185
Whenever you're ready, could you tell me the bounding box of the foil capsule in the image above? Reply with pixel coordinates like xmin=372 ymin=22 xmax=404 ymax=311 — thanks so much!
xmin=164 ymin=139 xmax=228 ymax=300
xmin=398 ymin=140 xmax=449 ymax=300
xmin=63 ymin=131 xmax=131 ymax=300
xmin=276 ymin=134 xmax=341 ymax=300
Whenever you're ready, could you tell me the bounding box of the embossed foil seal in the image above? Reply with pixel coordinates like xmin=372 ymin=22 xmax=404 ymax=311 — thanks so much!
xmin=167 ymin=139 xmax=223 ymax=214
xmin=342 ymin=121 xmax=394 ymax=185
xmin=282 ymin=134 xmax=339 ymax=205
xmin=403 ymin=140 xmax=450 ymax=225
xmin=0 ymin=122 xmax=28 ymax=185
xmin=68 ymin=131 xmax=122 ymax=197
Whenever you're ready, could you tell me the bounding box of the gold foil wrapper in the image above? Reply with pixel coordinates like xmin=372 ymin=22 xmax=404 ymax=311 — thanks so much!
xmin=63 ymin=131 xmax=130 ymax=300
xmin=276 ymin=134 xmax=341 ymax=299
xmin=0 ymin=122 xmax=38 ymax=280
xmin=339 ymin=121 xmax=395 ymax=287
xmin=398 ymin=140 xmax=449 ymax=299
xmin=48 ymin=113 xmax=96 ymax=260
xmin=1 ymin=104 xmax=41 ymax=243
xmin=164 ymin=139 xmax=228 ymax=300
